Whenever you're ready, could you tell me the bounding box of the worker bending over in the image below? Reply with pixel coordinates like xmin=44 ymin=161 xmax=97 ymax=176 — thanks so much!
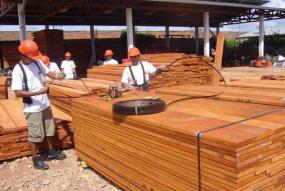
xmin=61 ymin=52 xmax=76 ymax=79
xmin=103 ymin=49 xmax=118 ymax=65
xmin=11 ymin=40 xmax=66 ymax=170
xmin=121 ymin=47 xmax=165 ymax=91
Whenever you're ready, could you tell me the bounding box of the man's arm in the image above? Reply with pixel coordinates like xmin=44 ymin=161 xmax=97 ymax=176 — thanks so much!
xmin=15 ymin=86 xmax=48 ymax=98
xmin=121 ymin=82 xmax=129 ymax=89
xmin=46 ymin=71 xmax=65 ymax=80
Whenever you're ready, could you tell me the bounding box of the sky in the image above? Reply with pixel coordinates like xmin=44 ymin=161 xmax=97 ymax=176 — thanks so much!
xmin=0 ymin=0 xmax=284 ymax=32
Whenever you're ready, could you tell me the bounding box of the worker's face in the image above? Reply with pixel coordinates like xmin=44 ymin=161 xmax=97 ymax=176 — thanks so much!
xmin=20 ymin=54 xmax=34 ymax=65
xmin=130 ymin=55 xmax=140 ymax=65
xmin=105 ymin=55 xmax=112 ymax=60
xmin=65 ymin=56 xmax=71 ymax=60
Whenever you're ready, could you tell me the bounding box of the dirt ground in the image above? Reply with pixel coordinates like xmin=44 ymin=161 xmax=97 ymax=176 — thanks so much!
xmin=0 ymin=149 xmax=122 ymax=191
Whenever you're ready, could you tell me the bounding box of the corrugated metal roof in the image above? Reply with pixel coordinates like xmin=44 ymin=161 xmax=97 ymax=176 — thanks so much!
xmin=196 ymin=0 xmax=269 ymax=5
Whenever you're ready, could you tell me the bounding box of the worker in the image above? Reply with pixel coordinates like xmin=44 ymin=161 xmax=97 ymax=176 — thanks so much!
xmin=11 ymin=39 xmax=66 ymax=170
xmin=40 ymin=55 xmax=60 ymax=73
xmin=103 ymin=49 xmax=118 ymax=65
xmin=121 ymin=47 xmax=166 ymax=91
xmin=61 ymin=52 xmax=76 ymax=79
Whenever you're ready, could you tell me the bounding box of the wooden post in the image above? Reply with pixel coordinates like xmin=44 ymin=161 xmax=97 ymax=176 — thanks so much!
xmin=210 ymin=32 xmax=225 ymax=86
xmin=17 ymin=3 xmax=26 ymax=42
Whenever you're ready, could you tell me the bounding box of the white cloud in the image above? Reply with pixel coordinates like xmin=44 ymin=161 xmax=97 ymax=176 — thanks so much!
xmin=265 ymin=0 xmax=285 ymax=8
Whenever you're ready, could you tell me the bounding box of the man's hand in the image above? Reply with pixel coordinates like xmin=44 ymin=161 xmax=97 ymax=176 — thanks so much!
xmin=37 ymin=86 xmax=49 ymax=95
xmin=158 ymin=65 xmax=167 ymax=71
xmin=55 ymin=72 xmax=65 ymax=80
xmin=156 ymin=66 xmax=167 ymax=74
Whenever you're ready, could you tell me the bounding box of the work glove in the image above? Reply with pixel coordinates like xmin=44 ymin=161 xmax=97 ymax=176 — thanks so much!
xmin=156 ymin=66 xmax=167 ymax=74
xmin=55 ymin=72 xmax=65 ymax=80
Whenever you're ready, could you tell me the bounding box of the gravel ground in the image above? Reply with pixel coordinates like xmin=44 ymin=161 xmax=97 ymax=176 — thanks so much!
xmin=0 ymin=149 xmax=122 ymax=191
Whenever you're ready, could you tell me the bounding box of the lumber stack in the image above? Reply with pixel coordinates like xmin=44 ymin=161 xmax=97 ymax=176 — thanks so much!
xmin=0 ymin=100 xmax=72 ymax=161
xmin=33 ymin=29 xmax=64 ymax=65
xmin=87 ymin=53 xmax=213 ymax=88
xmin=1 ymin=42 xmax=20 ymax=69
xmin=48 ymin=78 xmax=109 ymax=114
xmin=71 ymin=89 xmax=285 ymax=191
xmin=226 ymin=79 xmax=285 ymax=92
xmin=0 ymin=77 xmax=8 ymax=99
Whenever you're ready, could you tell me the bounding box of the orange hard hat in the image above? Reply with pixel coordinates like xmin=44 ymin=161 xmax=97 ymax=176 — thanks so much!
xmin=40 ymin=55 xmax=50 ymax=66
xmin=128 ymin=47 xmax=141 ymax=57
xmin=65 ymin=52 xmax=71 ymax=57
xmin=18 ymin=39 xmax=42 ymax=60
xmin=104 ymin=49 xmax=113 ymax=56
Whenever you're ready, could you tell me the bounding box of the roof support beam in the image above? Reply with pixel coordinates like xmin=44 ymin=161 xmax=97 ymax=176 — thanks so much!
xmin=126 ymin=8 xmax=134 ymax=49
xmin=17 ymin=0 xmax=26 ymax=42
xmin=165 ymin=25 xmax=170 ymax=50
xmin=90 ymin=25 xmax=96 ymax=65
xmin=0 ymin=3 xmax=16 ymax=18
xmin=145 ymin=0 xmax=285 ymax=11
xmin=259 ymin=15 xmax=264 ymax=58
xmin=203 ymin=12 xmax=209 ymax=57
xmin=195 ymin=26 xmax=199 ymax=55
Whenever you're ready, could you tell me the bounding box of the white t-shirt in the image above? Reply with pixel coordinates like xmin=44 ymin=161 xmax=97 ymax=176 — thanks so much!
xmin=48 ymin=62 xmax=60 ymax=73
xmin=61 ymin=60 xmax=76 ymax=79
xmin=103 ymin=59 xmax=118 ymax=65
xmin=121 ymin=61 xmax=157 ymax=86
xmin=11 ymin=61 xmax=50 ymax=113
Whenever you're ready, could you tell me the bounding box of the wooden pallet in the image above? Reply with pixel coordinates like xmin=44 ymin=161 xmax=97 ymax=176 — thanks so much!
xmin=0 ymin=100 xmax=73 ymax=161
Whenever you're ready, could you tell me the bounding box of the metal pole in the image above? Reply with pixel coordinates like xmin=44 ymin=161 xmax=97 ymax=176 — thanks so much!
xmin=45 ymin=25 xmax=49 ymax=30
xmin=90 ymin=25 xmax=96 ymax=64
xmin=195 ymin=26 xmax=199 ymax=54
xmin=259 ymin=15 xmax=264 ymax=58
xmin=216 ymin=25 xmax=220 ymax=35
xmin=126 ymin=8 xmax=134 ymax=49
xmin=17 ymin=3 xmax=26 ymax=42
xmin=165 ymin=26 xmax=170 ymax=50
xmin=203 ymin=12 xmax=210 ymax=57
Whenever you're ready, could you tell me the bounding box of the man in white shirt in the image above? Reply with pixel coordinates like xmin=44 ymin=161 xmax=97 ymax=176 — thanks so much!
xmin=12 ymin=39 xmax=66 ymax=170
xmin=61 ymin=52 xmax=76 ymax=79
xmin=103 ymin=49 xmax=119 ymax=65
xmin=40 ymin=55 xmax=60 ymax=73
xmin=40 ymin=55 xmax=60 ymax=81
xmin=121 ymin=47 xmax=165 ymax=91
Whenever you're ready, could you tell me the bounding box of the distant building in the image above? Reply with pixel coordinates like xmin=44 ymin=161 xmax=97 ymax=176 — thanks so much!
xmin=237 ymin=26 xmax=285 ymax=39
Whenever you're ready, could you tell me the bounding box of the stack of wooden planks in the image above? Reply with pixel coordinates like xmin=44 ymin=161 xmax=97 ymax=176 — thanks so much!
xmin=33 ymin=29 xmax=64 ymax=65
xmin=226 ymin=79 xmax=285 ymax=92
xmin=87 ymin=53 xmax=213 ymax=88
xmin=71 ymin=84 xmax=285 ymax=191
xmin=0 ymin=77 xmax=8 ymax=99
xmin=0 ymin=100 xmax=72 ymax=161
xmin=1 ymin=42 xmax=20 ymax=69
xmin=48 ymin=78 xmax=110 ymax=114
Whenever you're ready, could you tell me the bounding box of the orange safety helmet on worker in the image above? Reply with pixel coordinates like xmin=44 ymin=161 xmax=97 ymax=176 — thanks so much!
xmin=18 ymin=39 xmax=42 ymax=61
xmin=39 ymin=55 xmax=50 ymax=66
xmin=121 ymin=46 xmax=166 ymax=91
xmin=103 ymin=49 xmax=119 ymax=65
xmin=104 ymin=50 xmax=114 ymax=57
xmin=128 ymin=47 xmax=141 ymax=57
xmin=65 ymin=52 xmax=72 ymax=58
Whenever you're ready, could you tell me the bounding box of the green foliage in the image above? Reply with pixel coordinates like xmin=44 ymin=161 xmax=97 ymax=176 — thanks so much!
xmin=224 ymin=39 xmax=239 ymax=48
xmin=120 ymin=29 xmax=156 ymax=51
